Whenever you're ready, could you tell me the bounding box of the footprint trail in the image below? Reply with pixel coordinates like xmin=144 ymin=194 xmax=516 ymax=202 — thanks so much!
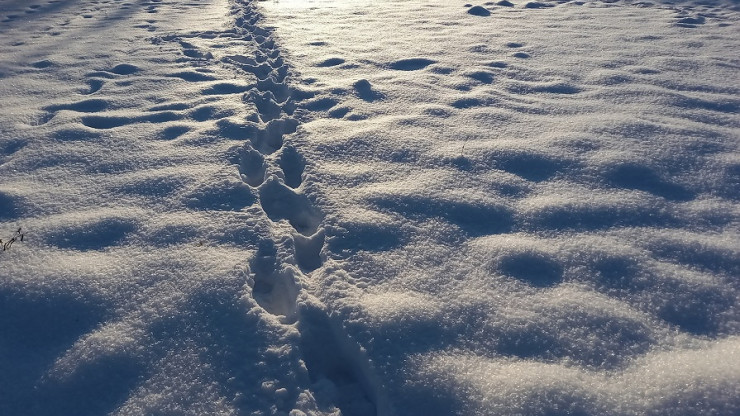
xmin=206 ymin=3 xmax=383 ymax=415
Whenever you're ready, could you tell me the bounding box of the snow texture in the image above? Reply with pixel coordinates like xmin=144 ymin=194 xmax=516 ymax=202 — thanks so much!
xmin=1 ymin=0 xmax=738 ymax=415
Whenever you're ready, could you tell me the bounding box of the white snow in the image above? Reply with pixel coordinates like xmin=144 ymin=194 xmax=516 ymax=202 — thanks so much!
xmin=1 ymin=0 xmax=738 ymax=415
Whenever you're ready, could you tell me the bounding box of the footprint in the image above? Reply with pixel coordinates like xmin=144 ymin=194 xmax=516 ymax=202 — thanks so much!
xmin=328 ymin=107 xmax=351 ymax=119
xmin=108 ymin=63 xmax=139 ymax=75
xmin=182 ymin=48 xmax=213 ymax=60
xmin=82 ymin=79 xmax=105 ymax=95
xmin=301 ymin=97 xmax=339 ymax=112
xmin=316 ymin=57 xmax=345 ymax=67
xmin=249 ymin=89 xmax=284 ymax=122
xmin=293 ymin=230 xmax=324 ymax=271
xmin=451 ymin=97 xmax=488 ymax=109
xmin=487 ymin=61 xmax=508 ymax=68
xmin=594 ymin=256 xmax=641 ymax=291
xmin=353 ymin=79 xmax=384 ymax=101
xmin=259 ymin=177 xmax=322 ymax=236
xmin=166 ymin=71 xmax=218 ymax=82
xmin=389 ymin=58 xmax=436 ymax=71
xmin=237 ymin=143 xmax=268 ymax=187
xmin=201 ymin=82 xmax=252 ymax=95
xmin=157 ymin=125 xmax=190 ymax=140
xmin=272 ymin=65 xmax=289 ymax=84
xmin=44 ymin=98 xmax=110 ymax=113
xmin=422 ymin=106 xmax=452 ymax=118
xmin=236 ymin=61 xmax=273 ymax=80
xmin=189 ymin=105 xmax=234 ymax=122
xmin=298 ymin=303 xmax=378 ymax=416
xmin=250 ymin=241 xmax=299 ymax=322
xmin=0 ymin=139 xmax=26 ymax=158
xmin=224 ymin=54 xmax=258 ymax=67
xmin=81 ymin=111 xmax=181 ymax=129
xmin=256 ymin=78 xmax=291 ymax=103
xmin=269 ymin=55 xmax=285 ymax=70
xmin=492 ymin=151 xmax=565 ymax=181
xmin=143 ymin=111 xmax=183 ymax=123
xmin=278 ymin=145 xmax=305 ymax=189
xmin=527 ymin=199 xmax=674 ymax=232
xmin=467 ymin=71 xmax=495 ymax=84
xmin=37 ymin=98 xmax=109 ymax=125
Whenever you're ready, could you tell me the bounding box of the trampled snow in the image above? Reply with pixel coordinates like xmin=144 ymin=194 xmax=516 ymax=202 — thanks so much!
xmin=0 ymin=0 xmax=738 ymax=415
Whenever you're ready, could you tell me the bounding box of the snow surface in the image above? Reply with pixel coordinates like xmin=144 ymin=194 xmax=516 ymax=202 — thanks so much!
xmin=1 ymin=0 xmax=738 ymax=415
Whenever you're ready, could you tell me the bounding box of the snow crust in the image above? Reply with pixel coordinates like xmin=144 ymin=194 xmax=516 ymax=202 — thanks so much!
xmin=1 ymin=0 xmax=738 ymax=415
xmin=262 ymin=0 xmax=740 ymax=414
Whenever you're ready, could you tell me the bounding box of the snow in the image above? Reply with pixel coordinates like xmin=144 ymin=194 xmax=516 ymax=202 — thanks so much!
xmin=1 ymin=0 xmax=738 ymax=415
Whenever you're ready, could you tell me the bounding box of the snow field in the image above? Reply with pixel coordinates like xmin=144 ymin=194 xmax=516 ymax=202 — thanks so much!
xmin=0 ymin=0 xmax=738 ymax=415
xmin=0 ymin=0 xmax=341 ymax=414
xmin=261 ymin=0 xmax=740 ymax=414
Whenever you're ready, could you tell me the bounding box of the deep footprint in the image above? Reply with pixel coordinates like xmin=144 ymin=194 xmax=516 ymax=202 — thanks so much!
xmin=259 ymin=177 xmax=322 ymax=236
xmin=389 ymin=58 xmax=436 ymax=71
xmin=278 ymin=145 xmax=305 ymax=189
xmin=250 ymin=240 xmax=299 ymax=322
xmin=298 ymin=303 xmax=378 ymax=416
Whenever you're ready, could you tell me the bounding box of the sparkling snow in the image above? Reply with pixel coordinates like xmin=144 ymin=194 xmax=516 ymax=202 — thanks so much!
xmin=1 ymin=0 xmax=738 ymax=415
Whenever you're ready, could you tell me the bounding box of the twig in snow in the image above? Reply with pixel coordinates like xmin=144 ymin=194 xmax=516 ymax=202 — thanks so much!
xmin=2 ymin=228 xmax=24 ymax=251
